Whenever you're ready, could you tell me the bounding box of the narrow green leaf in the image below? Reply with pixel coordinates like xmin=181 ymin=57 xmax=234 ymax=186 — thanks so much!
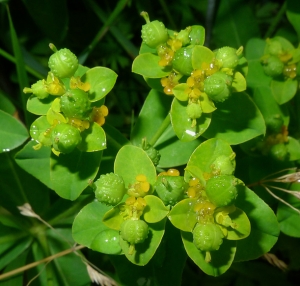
xmin=287 ymin=0 xmax=300 ymax=40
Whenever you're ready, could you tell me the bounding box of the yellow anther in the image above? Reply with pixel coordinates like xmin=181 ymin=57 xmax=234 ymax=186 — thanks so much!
xmin=187 ymin=77 xmax=195 ymax=87
xmin=167 ymin=168 xmax=180 ymax=176
xmin=92 ymin=105 xmax=108 ymax=126
xmin=191 ymin=69 xmax=202 ymax=77
xmin=70 ymin=76 xmax=91 ymax=92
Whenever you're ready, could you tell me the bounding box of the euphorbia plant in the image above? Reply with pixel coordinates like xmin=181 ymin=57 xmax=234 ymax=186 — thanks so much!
xmin=1 ymin=1 xmax=300 ymax=285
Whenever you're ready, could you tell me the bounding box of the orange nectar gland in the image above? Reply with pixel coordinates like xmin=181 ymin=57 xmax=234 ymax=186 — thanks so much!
xmin=91 ymin=105 xmax=108 ymax=126
xmin=70 ymin=76 xmax=91 ymax=92
xmin=187 ymin=177 xmax=203 ymax=198
xmin=68 ymin=118 xmax=90 ymax=132
xmin=158 ymin=168 xmax=180 ymax=177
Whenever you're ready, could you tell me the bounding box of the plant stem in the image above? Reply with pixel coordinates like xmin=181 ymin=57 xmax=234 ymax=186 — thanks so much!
xmin=149 ymin=113 xmax=171 ymax=146
xmin=0 ymin=245 xmax=85 ymax=280
xmin=264 ymin=2 xmax=287 ymax=39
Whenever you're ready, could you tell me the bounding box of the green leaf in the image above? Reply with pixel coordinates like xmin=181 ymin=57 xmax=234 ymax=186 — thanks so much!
xmin=181 ymin=231 xmax=236 ymax=276
xmin=277 ymin=184 xmax=300 ymax=237
xmin=234 ymin=187 xmax=280 ymax=262
xmin=0 ymin=236 xmax=32 ymax=269
xmin=232 ymin=72 xmax=247 ymax=92
xmin=81 ymin=67 xmax=118 ymax=102
xmin=77 ymin=122 xmax=106 ymax=152
xmin=22 ymin=0 xmax=68 ymax=43
xmin=0 ymin=110 xmax=28 ymax=153
xmin=15 ymin=140 xmax=53 ymax=189
xmin=213 ymin=0 xmax=260 ymax=48
xmin=170 ymin=98 xmax=211 ymax=142
xmin=114 ymin=145 xmax=157 ymax=188
xmin=203 ymin=92 xmax=266 ymax=145
xmin=219 ymin=207 xmax=251 ymax=240
xmin=29 ymin=116 xmax=52 ymax=146
xmin=286 ymin=137 xmax=300 ymax=161
xmin=119 ymin=218 xmax=166 ymax=266
xmin=168 ymin=198 xmax=198 ymax=232
xmin=287 ymin=0 xmax=300 ymax=40
xmin=192 ymin=46 xmax=215 ymax=69
xmin=253 ymin=86 xmax=290 ymax=126
xmin=72 ymin=200 xmax=113 ymax=247
xmin=173 ymin=83 xmax=189 ymax=101
xmin=143 ymin=195 xmax=169 ymax=223
xmin=132 ymin=53 xmax=172 ymax=78
xmin=270 ymin=79 xmax=298 ymax=105
xmin=245 ymin=38 xmax=271 ymax=89
xmin=47 ymin=229 xmax=90 ymax=285
xmin=131 ymin=89 xmax=172 ymax=145
xmin=50 ymin=149 xmax=102 ymax=200
xmin=155 ymin=124 xmax=204 ymax=168
xmin=26 ymin=95 xmax=56 ymax=115
xmin=102 ymin=204 xmax=124 ymax=230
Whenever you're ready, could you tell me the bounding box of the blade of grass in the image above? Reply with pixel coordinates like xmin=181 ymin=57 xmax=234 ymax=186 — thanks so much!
xmin=78 ymin=0 xmax=130 ymax=64
xmin=86 ymin=0 xmax=138 ymax=59
xmin=0 ymin=48 xmax=44 ymax=80
xmin=7 ymin=5 xmax=33 ymax=127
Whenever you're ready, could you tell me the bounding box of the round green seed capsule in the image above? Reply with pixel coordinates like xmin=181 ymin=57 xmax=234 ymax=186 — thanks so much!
xmin=95 ymin=173 xmax=126 ymax=205
xmin=265 ymin=114 xmax=284 ymax=133
xmin=141 ymin=143 xmax=161 ymax=166
xmin=172 ymin=46 xmax=194 ymax=76
xmin=215 ymin=47 xmax=239 ymax=69
xmin=211 ymin=154 xmax=236 ymax=176
xmin=60 ymin=89 xmax=92 ymax=120
xmin=205 ymin=175 xmax=241 ymax=207
xmin=23 ymin=80 xmax=49 ymax=99
xmin=186 ymin=102 xmax=202 ymax=119
xmin=120 ymin=219 xmax=149 ymax=245
xmin=193 ymin=222 xmax=224 ymax=251
xmin=262 ymin=56 xmax=284 ymax=77
xmin=176 ymin=27 xmax=192 ymax=46
xmin=269 ymin=143 xmax=289 ymax=161
xmin=204 ymin=72 xmax=233 ymax=102
xmin=91 ymin=229 xmax=122 ymax=254
xmin=48 ymin=46 xmax=78 ymax=78
xmin=51 ymin=123 xmax=82 ymax=154
xmin=155 ymin=175 xmax=187 ymax=206
xmin=141 ymin=12 xmax=169 ymax=48
xmin=265 ymin=39 xmax=283 ymax=56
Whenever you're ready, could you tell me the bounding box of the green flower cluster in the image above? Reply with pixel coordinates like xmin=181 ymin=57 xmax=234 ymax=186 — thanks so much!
xmin=24 ymin=44 xmax=116 ymax=155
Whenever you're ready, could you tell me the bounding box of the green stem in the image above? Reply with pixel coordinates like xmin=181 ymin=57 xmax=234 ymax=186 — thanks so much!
xmin=149 ymin=113 xmax=171 ymax=146
xmin=264 ymin=2 xmax=287 ymax=38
